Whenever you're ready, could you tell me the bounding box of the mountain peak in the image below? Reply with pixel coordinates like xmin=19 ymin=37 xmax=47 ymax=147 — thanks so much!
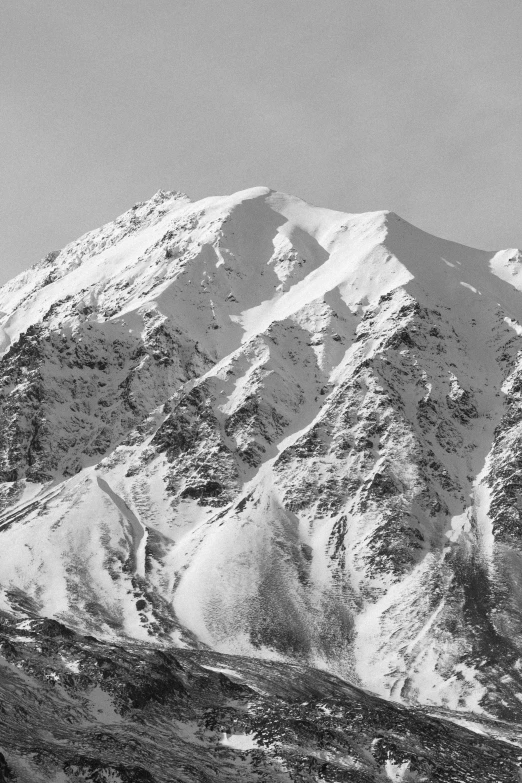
xmin=149 ymin=188 xmax=191 ymax=203
xmin=1 ymin=187 xmax=522 ymax=730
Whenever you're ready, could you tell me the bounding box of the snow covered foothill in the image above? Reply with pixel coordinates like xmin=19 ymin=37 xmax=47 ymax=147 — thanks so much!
xmin=1 ymin=186 xmax=522 ymax=722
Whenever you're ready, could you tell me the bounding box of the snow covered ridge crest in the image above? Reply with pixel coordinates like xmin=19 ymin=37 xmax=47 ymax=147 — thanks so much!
xmin=1 ymin=186 xmax=522 ymax=721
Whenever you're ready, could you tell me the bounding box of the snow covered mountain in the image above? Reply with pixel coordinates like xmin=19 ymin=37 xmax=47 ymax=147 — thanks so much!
xmin=1 ymin=185 xmax=522 ymax=723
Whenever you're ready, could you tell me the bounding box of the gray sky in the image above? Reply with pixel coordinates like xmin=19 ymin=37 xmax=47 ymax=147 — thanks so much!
xmin=1 ymin=0 xmax=522 ymax=284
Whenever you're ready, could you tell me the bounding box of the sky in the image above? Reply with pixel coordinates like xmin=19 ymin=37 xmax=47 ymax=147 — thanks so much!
xmin=1 ymin=0 xmax=522 ymax=285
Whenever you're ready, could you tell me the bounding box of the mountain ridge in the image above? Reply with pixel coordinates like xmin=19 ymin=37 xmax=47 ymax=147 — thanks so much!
xmin=1 ymin=187 xmax=522 ymax=726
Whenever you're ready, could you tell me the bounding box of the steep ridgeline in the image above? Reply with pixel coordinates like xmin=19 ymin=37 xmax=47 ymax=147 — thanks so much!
xmin=1 ymin=186 xmax=522 ymax=721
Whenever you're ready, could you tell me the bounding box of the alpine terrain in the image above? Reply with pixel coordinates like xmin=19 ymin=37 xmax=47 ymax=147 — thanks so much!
xmin=1 ymin=186 xmax=522 ymax=781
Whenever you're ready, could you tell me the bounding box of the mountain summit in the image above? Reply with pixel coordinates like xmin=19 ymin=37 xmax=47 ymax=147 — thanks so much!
xmin=1 ymin=186 xmax=522 ymax=723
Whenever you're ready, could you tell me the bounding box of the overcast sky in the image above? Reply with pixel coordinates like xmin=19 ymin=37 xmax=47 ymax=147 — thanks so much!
xmin=1 ymin=0 xmax=522 ymax=284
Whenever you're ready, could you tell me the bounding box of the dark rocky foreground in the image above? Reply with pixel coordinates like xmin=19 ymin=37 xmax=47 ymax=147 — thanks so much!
xmin=0 ymin=613 xmax=521 ymax=782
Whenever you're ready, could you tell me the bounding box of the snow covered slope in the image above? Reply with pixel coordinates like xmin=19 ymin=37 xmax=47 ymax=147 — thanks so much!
xmin=1 ymin=185 xmax=522 ymax=721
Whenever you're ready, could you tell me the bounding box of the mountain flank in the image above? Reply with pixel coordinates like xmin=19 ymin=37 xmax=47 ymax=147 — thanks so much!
xmin=1 ymin=188 xmax=522 ymax=778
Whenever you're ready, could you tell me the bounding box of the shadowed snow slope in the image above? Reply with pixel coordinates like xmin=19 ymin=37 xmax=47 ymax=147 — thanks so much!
xmin=1 ymin=186 xmax=522 ymax=722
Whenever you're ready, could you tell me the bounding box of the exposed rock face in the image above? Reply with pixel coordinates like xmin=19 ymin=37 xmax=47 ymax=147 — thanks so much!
xmin=1 ymin=186 xmax=522 ymax=727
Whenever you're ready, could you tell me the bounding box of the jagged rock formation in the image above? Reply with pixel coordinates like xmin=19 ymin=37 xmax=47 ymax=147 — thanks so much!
xmin=1 ymin=186 xmax=522 ymax=731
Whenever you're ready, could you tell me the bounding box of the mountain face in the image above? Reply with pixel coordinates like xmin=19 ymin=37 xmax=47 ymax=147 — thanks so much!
xmin=1 ymin=185 xmax=522 ymax=738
